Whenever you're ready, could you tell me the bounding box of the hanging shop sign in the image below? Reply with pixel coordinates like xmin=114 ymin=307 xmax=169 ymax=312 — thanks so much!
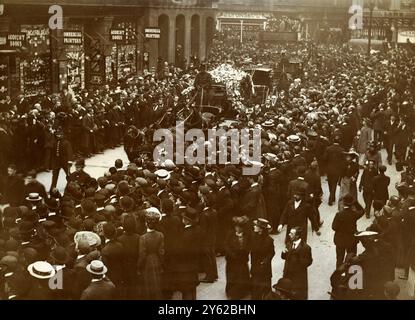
xmin=63 ymin=30 xmax=83 ymax=45
xmin=7 ymin=33 xmax=26 ymax=48
xmin=110 ymin=29 xmax=126 ymax=42
xmin=145 ymin=28 xmax=161 ymax=39
xmin=0 ymin=33 xmax=26 ymax=50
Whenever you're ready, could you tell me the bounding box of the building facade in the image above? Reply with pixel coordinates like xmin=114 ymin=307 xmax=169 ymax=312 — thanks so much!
xmin=216 ymin=0 xmax=352 ymax=42
xmin=0 ymin=0 xmax=216 ymax=99
xmin=351 ymin=0 xmax=415 ymax=43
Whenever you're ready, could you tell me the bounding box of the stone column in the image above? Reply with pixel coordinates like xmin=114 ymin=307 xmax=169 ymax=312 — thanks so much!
xmin=136 ymin=14 xmax=145 ymax=74
xmin=147 ymin=9 xmax=159 ymax=71
xmin=390 ymin=0 xmax=400 ymax=11
xmin=51 ymin=17 xmax=71 ymax=93
xmin=168 ymin=14 xmax=176 ymax=64
xmin=184 ymin=13 xmax=191 ymax=67
xmin=199 ymin=15 xmax=207 ymax=62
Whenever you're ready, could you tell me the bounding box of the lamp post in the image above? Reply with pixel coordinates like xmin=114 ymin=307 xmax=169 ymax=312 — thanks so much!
xmin=367 ymin=0 xmax=376 ymax=56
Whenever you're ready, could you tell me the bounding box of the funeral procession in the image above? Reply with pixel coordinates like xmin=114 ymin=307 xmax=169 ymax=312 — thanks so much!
xmin=0 ymin=0 xmax=415 ymax=302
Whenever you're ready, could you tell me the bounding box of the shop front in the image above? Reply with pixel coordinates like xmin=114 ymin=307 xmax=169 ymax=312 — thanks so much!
xmin=60 ymin=23 xmax=85 ymax=92
xmin=109 ymin=20 xmax=138 ymax=83
xmin=0 ymin=32 xmax=23 ymax=105
xmin=19 ymin=24 xmax=51 ymax=97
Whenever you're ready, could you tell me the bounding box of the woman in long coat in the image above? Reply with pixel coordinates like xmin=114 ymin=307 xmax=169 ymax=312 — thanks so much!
xmin=137 ymin=212 xmax=165 ymax=300
xmin=224 ymin=216 xmax=251 ymax=300
xmin=250 ymin=218 xmax=275 ymax=300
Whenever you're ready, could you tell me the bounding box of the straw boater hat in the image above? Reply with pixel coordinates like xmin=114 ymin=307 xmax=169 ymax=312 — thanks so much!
xmin=86 ymin=260 xmax=108 ymax=276
xmin=263 ymin=153 xmax=278 ymax=161
xmin=254 ymin=218 xmax=272 ymax=231
xmin=27 ymin=261 xmax=56 ymax=280
xmin=262 ymin=120 xmax=275 ymax=128
xmin=26 ymin=193 xmax=42 ymax=202
xmin=287 ymin=135 xmax=301 ymax=143
xmin=354 ymin=230 xmax=378 ymax=238
xmin=154 ymin=169 xmax=171 ymax=181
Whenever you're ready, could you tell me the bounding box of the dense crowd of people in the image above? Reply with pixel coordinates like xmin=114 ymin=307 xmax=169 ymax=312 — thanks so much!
xmin=265 ymin=15 xmax=302 ymax=33
xmin=0 ymin=35 xmax=414 ymax=300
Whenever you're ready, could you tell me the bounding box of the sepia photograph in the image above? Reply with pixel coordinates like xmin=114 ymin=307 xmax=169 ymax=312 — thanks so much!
xmin=0 ymin=0 xmax=414 ymax=305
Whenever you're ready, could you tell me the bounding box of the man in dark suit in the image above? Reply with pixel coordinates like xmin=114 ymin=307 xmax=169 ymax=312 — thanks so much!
xmin=214 ymin=176 xmax=234 ymax=256
xmin=240 ymin=176 xmax=267 ymax=220
xmin=117 ymin=216 xmax=140 ymax=300
xmin=1 ymin=164 xmax=24 ymax=206
xmin=50 ymin=130 xmax=73 ymax=192
xmin=383 ymin=114 xmax=399 ymax=165
xmin=81 ymin=108 xmax=96 ymax=156
xmin=372 ymin=165 xmax=390 ymax=206
xmin=340 ymin=119 xmax=355 ymax=151
xmin=305 ymin=161 xmax=324 ymax=227
xmin=174 ymin=208 xmax=201 ymax=300
xmin=73 ymin=240 xmax=93 ymax=299
xmin=81 ymin=260 xmax=117 ymax=300
xmin=281 ymin=226 xmax=313 ymax=300
xmin=101 ymin=223 xmax=125 ymax=294
xmin=291 ymin=147 xmax=307 ymax=175
xmin=324 ymin=137 xmax=345 ymax=205
xmin=199 ymin=193 xmax=218 ymax=283
xmin=158 ymin=199 xmax=182 ymax=299
xmin=67 ymin=159 xmax=91 ymax=191
xmin=287 ymin=166 xmax=309 ymax=200
xmin=278 ymin=188 xmax=320 ymax=243
xmin=263 ymin=160 xmax=284 ymax=232
xmin=395 ymin=118 xmax=411 ymax=165
xmin=48 ymin=246 xmax=76 ymax=300
xmin=332 ymin=194 xmax=364 ymax=268
xmin=359 ymin=160 xmax=378 ymax=218
xmin=25 ymin=261 xmax=56 ymax=300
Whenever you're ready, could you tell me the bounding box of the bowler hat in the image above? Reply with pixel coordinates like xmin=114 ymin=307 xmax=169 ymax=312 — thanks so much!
xmin=183 ymin=207 xmax=198 ymax=222
xmin=75 ymin=159 xmax=86 ymax=167
xmin=119 ymin=196 xmax=135 ymax=212
xmin=50 ymin=246 xmax=69 ymax=265
xmin=342 ymin=194 xmax=355 ymax=207
xmin=273 ymin=278 xmax=294 ymax=295
xmin=81 ymin=199 xmax=96 ymax=215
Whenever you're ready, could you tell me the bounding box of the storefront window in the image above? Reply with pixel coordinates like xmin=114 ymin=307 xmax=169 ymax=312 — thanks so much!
xmin=20 ymin=25 xmax=51 ymax=97
xmin=111 ymin=20 xmax=137 ymax=81
xmin=64 ymin=22 xmax=85 ymax=91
